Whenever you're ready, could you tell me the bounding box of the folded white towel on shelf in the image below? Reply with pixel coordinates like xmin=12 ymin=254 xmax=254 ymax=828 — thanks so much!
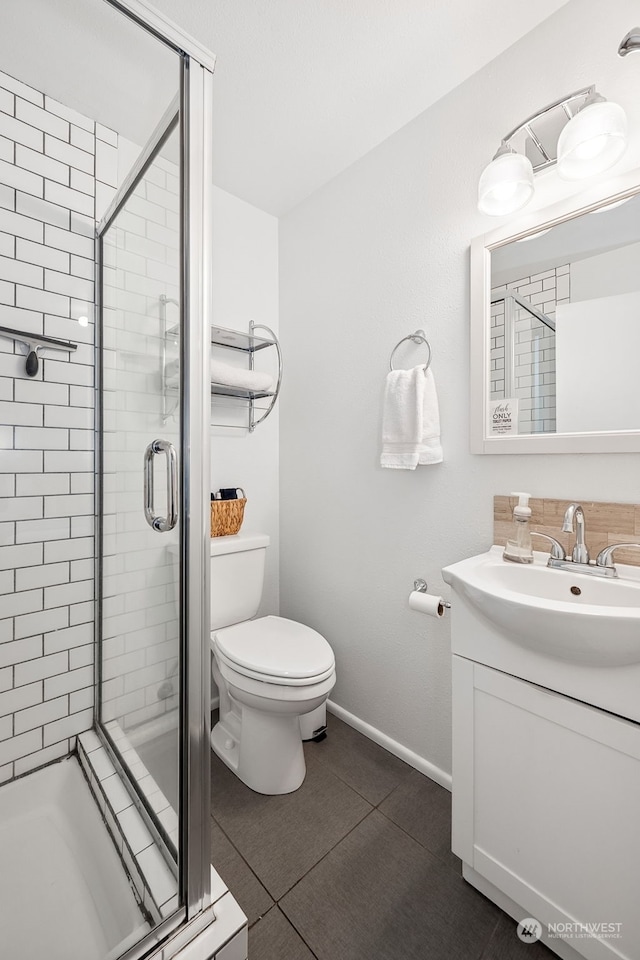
xmin=380 ymin=365 xmax=443 ymax=469
xmin=210 ymin=359 xmax=274 ymax=393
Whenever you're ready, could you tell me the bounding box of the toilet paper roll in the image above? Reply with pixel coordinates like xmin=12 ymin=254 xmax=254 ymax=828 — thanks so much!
xmin=409 ymin=590 xmax=447 ymax=618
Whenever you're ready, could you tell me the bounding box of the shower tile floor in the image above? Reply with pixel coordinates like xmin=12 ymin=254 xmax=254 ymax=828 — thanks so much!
xmin=210 ymin=712 xmax=555 ymax=960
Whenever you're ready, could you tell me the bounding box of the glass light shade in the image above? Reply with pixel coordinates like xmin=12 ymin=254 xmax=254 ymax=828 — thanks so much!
xmin=557 ymin=100 xmax=628 ymax=180
xmin=477 ymin=152 xmax=534 ymax=216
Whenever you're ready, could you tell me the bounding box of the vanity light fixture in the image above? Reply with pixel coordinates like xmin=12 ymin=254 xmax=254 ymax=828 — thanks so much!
xmin=618 ymin=27 xmax=640 ymax=56
xmin=556 ymin=91 xmax=627 ymax=180
xmin=478 ymin=86 xmax=628 ymax=216
xmin=477 ymin=144 xmax=534 ymax=217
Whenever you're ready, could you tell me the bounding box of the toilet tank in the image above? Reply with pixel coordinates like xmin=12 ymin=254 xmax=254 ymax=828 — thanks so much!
xmin=210 ymin=533 xmax=270 ymax=630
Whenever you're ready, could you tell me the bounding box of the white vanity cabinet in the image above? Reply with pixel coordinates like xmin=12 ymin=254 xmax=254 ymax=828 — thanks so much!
xmin=452 ymin=655 xmax=640 ymax=960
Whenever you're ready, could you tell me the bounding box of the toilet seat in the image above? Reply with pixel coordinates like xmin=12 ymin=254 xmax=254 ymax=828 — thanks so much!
xmin=212 ymin=615 xmax=335 ymax=686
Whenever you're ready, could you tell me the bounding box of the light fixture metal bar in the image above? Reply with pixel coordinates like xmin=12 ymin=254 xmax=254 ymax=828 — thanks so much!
xmin=501 ymin=85 xmax=594 ymax=149
xmin=561 ymin=101 xmax=574 ymax=121
xmin=523 ymin=122 xmax=551 ymax=164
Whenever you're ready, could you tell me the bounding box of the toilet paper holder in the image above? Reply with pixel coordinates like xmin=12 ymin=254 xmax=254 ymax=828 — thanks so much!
xmin=414 ymin=579 xmax=451 ymax=608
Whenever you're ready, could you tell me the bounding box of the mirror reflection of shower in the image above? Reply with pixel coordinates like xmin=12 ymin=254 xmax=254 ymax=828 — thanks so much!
xmin=490 ymin=290 xmax=556 ymax=435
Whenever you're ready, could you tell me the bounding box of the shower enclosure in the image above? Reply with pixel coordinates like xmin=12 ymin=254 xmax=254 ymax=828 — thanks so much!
xmin=0 ymin=0 xmax=232 ymax=957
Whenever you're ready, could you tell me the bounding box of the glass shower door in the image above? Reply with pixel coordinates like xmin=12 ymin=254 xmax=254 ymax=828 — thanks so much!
xmin=98 ymin=105 xmax=182 ymax=874
xmin=92 ymin=31 xmax=213 ymax=949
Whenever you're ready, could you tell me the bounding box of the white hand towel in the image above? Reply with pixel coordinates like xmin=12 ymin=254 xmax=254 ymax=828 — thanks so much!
xmin=417 ymin=368 xmax=443 ymax=464
xmin=210 ymin=359 xmax=274 ymax=393
xmin=380 ymin=367 xmax=424 ymax=469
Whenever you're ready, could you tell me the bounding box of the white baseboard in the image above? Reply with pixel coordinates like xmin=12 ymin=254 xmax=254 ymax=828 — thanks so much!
xmin=327 ymin=699 xmax=452 ymax=791
xmin=211 ymin=695 xmax=220 ymax=712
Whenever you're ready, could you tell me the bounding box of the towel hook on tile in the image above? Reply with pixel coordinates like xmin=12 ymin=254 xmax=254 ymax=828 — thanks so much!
xmin=0 ymin=325 xmax=77 ymax=377
xmin=389 ymin=329 xmax=432 ymax=373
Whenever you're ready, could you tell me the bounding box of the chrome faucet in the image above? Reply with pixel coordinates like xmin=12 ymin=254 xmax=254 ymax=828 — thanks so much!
xmin=542 ymin=503 xmax=640 ymax=579
xmin=562 ymin=503 xmax=589 ymax=564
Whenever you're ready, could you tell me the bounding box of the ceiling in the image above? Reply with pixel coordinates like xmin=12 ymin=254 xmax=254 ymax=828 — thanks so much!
xmin=2 ymin=0 xmax=569 ymax=216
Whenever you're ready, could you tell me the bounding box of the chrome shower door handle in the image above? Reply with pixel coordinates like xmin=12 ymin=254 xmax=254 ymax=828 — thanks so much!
xmin=144 ymin=439 xmax=178 ymax=532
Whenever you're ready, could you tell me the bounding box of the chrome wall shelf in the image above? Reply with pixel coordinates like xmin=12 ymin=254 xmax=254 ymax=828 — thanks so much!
xmin=209 ymin=383 xmax=276 ymax=401
xmin=161 ymin=304 xmax=282 ymax=430
xmin=210 ymin=325 xmax=276 ymax=353
xmin=210 ymin=321 xmax=282 ymax=432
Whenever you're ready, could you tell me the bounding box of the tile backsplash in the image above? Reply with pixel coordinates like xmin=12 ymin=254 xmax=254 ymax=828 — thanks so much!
xmin=494 ymin=495 xmax=640 ymax=567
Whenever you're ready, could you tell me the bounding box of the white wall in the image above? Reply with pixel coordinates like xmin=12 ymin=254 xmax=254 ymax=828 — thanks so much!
xmin=211 ymin=186 xmax=279 ymax=618
xmin=278 ymin=0 xmax=640 ymax=777
xmin=556 ymin=291 xmax=640 ymax=433
xmin=571 ymin=239 xmax=640 ymax=302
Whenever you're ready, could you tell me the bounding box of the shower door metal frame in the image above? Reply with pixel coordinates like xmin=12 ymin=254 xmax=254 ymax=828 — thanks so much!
xmin=93 ymin=2 xmax=214 ymax=958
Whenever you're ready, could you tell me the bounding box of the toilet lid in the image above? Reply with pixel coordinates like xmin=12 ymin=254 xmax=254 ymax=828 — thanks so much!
xmin=213 ymin=616 xmax=334 ymax=681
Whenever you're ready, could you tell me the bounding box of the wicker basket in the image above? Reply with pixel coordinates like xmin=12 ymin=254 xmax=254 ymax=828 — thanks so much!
xmin=210 ymin=497 xmax=247 ymax=538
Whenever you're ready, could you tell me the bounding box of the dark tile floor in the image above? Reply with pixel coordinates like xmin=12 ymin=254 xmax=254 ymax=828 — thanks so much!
xmin=209 ymin=713 xmax=556 ymax=960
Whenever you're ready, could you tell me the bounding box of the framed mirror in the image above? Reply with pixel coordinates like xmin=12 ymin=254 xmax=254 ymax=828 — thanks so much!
xmin=470 ymin=168 xmax=640 ymax=453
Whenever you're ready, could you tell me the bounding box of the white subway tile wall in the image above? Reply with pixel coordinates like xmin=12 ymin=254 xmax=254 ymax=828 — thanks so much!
xmin=100 ymin=134 xmax=180 ymax=741
xmin=490 ymin=265 xmax=566 ymax=434
xmin=0 ymin=69 xmax=116 ymax=778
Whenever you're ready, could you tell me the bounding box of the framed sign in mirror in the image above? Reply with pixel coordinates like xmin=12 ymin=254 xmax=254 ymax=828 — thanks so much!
xmin=470 ymin=168 xmax=640 ymax=453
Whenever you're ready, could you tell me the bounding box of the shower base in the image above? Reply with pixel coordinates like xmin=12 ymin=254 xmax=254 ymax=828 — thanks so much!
xmin=129 ymin=713 xmax=179 ymax=812
xmin=0 ymin=756 xmax=149 ymax=960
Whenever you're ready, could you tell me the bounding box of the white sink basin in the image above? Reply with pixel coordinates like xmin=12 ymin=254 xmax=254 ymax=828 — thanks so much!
xmin=442 ymin=546 xmax=640 ymax=666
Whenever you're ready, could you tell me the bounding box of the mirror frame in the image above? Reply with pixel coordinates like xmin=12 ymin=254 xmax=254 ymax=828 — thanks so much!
xmin=470 ymin=166 xmax=640 ymax=454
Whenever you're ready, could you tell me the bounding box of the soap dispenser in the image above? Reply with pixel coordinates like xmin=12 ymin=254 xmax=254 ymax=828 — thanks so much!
xmin=503 ymin=492 xmax=534 ymax=564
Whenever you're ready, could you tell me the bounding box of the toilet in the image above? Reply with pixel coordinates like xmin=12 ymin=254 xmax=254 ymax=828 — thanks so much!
xmin=210 ymin=533 xmax=336 ymax=795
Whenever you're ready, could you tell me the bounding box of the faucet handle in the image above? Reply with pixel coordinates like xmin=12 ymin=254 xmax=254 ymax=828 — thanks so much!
xmin=596 ymin=543 xmax=640 ymax=569
xmin=531 ymin=531 xmax=566 ymax=560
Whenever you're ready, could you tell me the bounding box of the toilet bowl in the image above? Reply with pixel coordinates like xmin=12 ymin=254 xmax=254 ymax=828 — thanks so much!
xmin=209 ymin=535 xmax=336 ymax=794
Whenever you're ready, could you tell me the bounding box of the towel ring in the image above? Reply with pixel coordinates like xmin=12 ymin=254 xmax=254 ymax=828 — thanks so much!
xmin=389 ymin=329 xmax=432 ymax=373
